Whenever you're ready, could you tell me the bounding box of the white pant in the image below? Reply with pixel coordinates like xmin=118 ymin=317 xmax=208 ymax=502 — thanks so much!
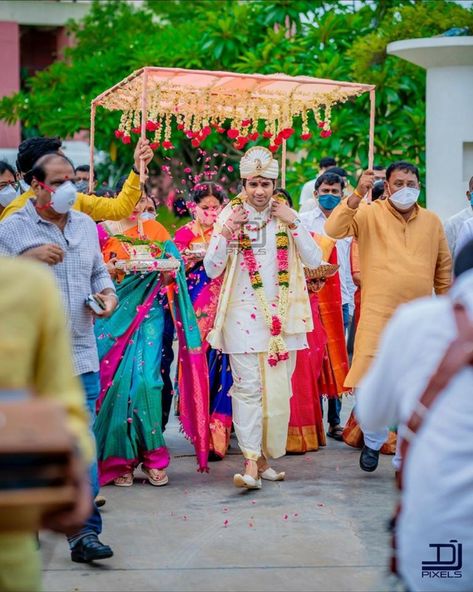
xmin=229 ymin=352 xmax=296 ymax=461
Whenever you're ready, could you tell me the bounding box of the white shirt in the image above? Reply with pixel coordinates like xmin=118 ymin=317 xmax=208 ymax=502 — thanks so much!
xmin=204 ymin=201 xmax=321 ymax=354
xmin=299 ymin=178 xmax=318 ymax=212
xmin=443 ymin=206 xmax=473 ymax=256
xmin=455 ymin=215 xmax=473 ymax=259
xmin=300 ymin=206 xmax=356 ymax=314
xmin=356 ymin=270 xmax=473 ymax=592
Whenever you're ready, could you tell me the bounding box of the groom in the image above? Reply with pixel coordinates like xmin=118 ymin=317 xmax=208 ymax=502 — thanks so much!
xmin=204 ymin=147 xmax=322 ymax=489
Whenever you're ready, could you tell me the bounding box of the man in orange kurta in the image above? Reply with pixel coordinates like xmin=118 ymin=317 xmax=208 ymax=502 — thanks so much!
xmin=325 ymin=161 xmax=452 ymax=471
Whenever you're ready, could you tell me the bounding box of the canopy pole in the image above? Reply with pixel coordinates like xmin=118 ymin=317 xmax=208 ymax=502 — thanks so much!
xmin=281 ymin=140 xmax=287 ymax=189
xmin=139 ymin=68 xmax=149 ymax=186
xmin=368 ymin=89 xmax=375 ymax=169
xmin=88 ymin=103 xmax=96 ymax=194
xmin=366 ymin=88 xmax=376 ymax=203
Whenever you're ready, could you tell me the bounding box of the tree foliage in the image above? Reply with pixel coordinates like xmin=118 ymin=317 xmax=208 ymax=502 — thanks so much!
xmin=1 ymin=0 xmax=472 ymax=200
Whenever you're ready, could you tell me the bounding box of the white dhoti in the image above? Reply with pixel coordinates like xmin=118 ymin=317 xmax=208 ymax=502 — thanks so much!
xmin=229 ymin=352 xmax=297 ymax=461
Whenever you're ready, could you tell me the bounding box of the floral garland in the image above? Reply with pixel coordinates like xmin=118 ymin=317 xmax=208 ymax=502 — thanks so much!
xmin=232 ymin=194 xmax=290 ymax=367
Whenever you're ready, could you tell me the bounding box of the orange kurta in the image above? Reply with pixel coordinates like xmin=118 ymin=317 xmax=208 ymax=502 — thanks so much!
xmin=325 ymin=199 xmax=452 ymax=387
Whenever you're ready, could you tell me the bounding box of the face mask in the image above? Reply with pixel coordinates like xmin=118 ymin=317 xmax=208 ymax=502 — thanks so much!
xmin=49 ymin=181 xmax=78 ymax=214
xmin=318 ymin=193 xmax=341 ymax=211
xmin=140 ymin=211 xmax=155 ymax=221
xmin=75 ymin=180 xmax=89 ymax=193
xmin=388 ymin=186 xmax=420 ymax=212
xmin=0 ymin=184 xmax=20 ymax=207
xmin=468 ymin=192 xmax=473 ymax=208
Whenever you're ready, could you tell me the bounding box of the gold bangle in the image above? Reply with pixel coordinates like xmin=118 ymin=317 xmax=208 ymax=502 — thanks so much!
xmin=353 ymin=189 xmax=363 ymax=199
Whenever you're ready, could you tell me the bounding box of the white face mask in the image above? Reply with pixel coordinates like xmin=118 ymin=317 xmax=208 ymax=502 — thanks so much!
xmin=388 ymin=186 xmax=420 ymax=212
xmin=0 ymin=184 xmax=20 ymax=207
xmin=139 ymin=211 xmax=155 ymax=221
xmin=50 ymin=180 xmax=77 ymax=214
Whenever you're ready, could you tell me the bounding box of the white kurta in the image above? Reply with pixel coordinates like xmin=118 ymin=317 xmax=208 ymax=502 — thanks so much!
xmin=455 ymin=214 xmax=473 ymax=259
xmin=443 ymin=205 xmax=473 ymax=256
xmin=356 ymin=270 xmax=473 ymax=592
xmin=204 ymin=200 xmax=321 ymax=354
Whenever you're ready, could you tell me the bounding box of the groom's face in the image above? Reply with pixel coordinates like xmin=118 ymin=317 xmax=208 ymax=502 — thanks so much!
xmin=244 ymin=177 xmax=275 ymax=211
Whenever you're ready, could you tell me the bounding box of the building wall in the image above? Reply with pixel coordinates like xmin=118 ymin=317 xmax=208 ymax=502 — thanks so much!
xmin=426 ymin=65 xmax=473 ymax=220
xmin=0 ymin=21 xmax=20 ymax=148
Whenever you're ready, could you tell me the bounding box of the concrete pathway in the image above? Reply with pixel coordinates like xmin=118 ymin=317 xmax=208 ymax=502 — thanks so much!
xmin=41 ymin=400 xmax=398 ymax=592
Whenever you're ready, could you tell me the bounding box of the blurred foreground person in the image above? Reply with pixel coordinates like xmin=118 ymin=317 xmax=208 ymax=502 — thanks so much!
xmin=0 ymin=257 xmax=93 ymax=592
xmin=356 ymin=240 xmax=473 ymax=592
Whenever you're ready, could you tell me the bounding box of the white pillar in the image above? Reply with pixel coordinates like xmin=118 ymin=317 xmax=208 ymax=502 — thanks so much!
xmin=387 ymin=37 xmax=473 ymax=221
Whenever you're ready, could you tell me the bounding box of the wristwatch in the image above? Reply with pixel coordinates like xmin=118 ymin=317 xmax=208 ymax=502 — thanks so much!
xmin=288 ymin=217 xmax=301 ymax=230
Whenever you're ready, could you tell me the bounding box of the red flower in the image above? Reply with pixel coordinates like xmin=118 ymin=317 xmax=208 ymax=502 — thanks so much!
xmin=162 ymin=141 xmax=174 ymax=150
xmin=241 ymin=119 xmax=252 ymax=127
xmin=201 ymin=126 xmax=212 ymax=137
xmin=146 ymin=120 xmax=159 ymax=132
xmin=263 ymin=131 xmax=273 ymax=139
xmin=268 ymin=355 xmax=278 ymax=367
xmin=280 ymin=127 xmax=295 ymax=140
xmin=270 ymin=315 xmax=282 ymax=336
xmin=184 ymin=167 xmax=192 ymax=174
xmin=320 ymin=129 xmax=332 ymax=138
xmin=185 ymin=130 xmax=195 ymax=139
xmin=131 ymin=126 xmax=141 ymax=134
xmin=216 ymin=126 xmax=226 ymax=134
xmin=114 ymin=129 xmax=124 ymax=139
xmin=269 ymin=144 xmax=279 ymax=153
xmin=150 ymin=142 xmax=160 ymax=149
xmin=177 ymin=123 xmax=185 ymax=130
xmin=248 ymin=132 xmax=259 ymax=141
xmin=318 ymin=121 xmax=325 ymax=128
xmin=301 ymin=133 xmax=312 ymax=140
xmin=122 ymin=135 xmax=131 ymax=144
xmin=237 ymin=135 xmax=249 ymax=145
xmin=191 ymin=138 xmax=201 ymax=148
xmin=227 ymin=128 xmax=239 ymax=139
xmin=274 ymin=135 xmax=283 ymax=146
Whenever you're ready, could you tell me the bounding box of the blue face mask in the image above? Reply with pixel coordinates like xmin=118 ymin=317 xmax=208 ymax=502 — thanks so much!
xmin=318 ymin=193 xmax=341 ymax=211
xmin=469 ymin=191 xmax=473 ymax=207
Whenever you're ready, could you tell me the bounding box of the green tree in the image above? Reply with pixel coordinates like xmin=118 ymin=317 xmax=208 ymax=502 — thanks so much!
xmin=1 ymin=0 xmax=471 ymax=202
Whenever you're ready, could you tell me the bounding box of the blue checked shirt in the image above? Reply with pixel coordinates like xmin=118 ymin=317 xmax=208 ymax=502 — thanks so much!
xmin=0 ymin=200 xmax=115 ymax=375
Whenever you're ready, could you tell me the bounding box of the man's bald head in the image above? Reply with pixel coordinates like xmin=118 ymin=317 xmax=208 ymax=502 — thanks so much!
xmin=30 ymin=154 xmax=75 ymax=185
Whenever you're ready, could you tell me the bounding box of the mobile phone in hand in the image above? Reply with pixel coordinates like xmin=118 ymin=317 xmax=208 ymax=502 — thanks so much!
xmin=85 ymin=294 xmax=106 ymax=314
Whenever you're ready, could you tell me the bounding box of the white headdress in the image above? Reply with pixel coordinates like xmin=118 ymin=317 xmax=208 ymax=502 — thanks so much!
xmin=239 ymin=146 xmax=279 ymax=180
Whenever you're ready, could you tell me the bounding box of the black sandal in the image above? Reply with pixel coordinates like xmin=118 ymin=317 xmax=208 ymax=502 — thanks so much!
xmin=327 ymin=425 xmax=344 ymax=441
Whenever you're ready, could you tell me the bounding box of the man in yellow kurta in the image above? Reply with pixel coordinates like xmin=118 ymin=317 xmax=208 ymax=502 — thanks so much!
xmin=0 ymin=136 xmax=153 ymax=225
xmin=0 ymin=257 xmax=94 ymax=592
xmin=325 ymin=161 xmax=452 ymax=471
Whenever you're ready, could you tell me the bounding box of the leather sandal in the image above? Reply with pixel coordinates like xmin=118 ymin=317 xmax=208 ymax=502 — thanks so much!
xmin=113 ymin=473 xmax=133 ymax=487
xmin=233 ymin=473 xmax=262 ymax=489
xmin=143 ymin=467 xmax=169 ymax=487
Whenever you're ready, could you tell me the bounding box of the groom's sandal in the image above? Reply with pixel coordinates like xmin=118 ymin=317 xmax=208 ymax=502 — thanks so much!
xmin=259 ymin=467 xmax=285 ymax=481
xmin=233 ymin=473 xmax=262 ymax=490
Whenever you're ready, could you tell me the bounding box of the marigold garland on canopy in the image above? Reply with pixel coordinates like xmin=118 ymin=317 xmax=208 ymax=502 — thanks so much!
xmin=89 ymin=66 xmax=376 ymax=187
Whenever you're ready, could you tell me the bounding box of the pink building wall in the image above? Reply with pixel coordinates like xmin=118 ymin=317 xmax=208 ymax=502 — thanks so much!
xmin=0 ymin=21 xmax=21 ymax=148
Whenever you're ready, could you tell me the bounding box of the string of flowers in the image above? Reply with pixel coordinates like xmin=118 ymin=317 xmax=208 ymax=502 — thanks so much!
xmin=232 ymin=194 xmax=290 ymax=367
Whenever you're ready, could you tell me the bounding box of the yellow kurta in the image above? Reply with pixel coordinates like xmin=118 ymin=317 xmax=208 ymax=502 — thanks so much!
xmin=0 ymin=170 xmax=141 ymax=222
xmin=325 ymin=199 xmax=452 ymax=387
xmin=0 ymin=257 xmax=93 ymax=592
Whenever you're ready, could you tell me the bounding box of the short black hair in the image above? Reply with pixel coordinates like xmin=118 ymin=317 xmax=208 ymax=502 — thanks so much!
xmin=386 ymin=161 xmax=420 ymax=182
xmin=454 ymin=239 xmax=473 ymax=278
xmin=16 ymin=137 xmax=62 ymax=175
xmin=274 ymin=187 xmax=293 ymax=208
xmin=0 ymin=160 xmax=16 ymax=178
xmin=315 ymin=171 xmax=345 ymax=192
xmin=30 ymin=153 xmax=75 ymax=184
xmin=325 ymin=166 xmax=347 ymax=178
xmin=319 ymin=157 xmax=336 ymax=169
xmin=373 ymin=165 xmax=385 ymax=171
xmin=190 ymin=182 xmax=227 ymax=204
xmin=76 ymin=164 xmax=90 ymax=173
